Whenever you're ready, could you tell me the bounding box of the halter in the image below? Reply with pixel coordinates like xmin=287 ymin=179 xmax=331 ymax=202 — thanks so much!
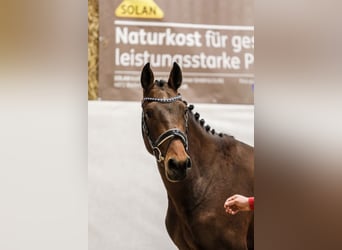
xmin=141 ymin=94 xmax=189 ymax=163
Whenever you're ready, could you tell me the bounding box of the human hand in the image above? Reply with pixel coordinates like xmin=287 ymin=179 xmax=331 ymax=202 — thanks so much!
xmin=224 ymin=194 xmax=251 ymax=215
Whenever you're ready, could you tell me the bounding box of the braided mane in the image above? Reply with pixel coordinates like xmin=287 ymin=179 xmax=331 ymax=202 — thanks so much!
xmin=187 ymin=104 xmax=228 ymax=138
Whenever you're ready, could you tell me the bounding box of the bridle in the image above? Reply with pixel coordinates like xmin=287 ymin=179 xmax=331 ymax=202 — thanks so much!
xmin=141 ymin=94 xmax=189 ymax=163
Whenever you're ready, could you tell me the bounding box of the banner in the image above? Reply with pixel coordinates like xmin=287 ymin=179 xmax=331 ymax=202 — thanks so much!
xmin=99 ymin=0 xmax=254 ymax=104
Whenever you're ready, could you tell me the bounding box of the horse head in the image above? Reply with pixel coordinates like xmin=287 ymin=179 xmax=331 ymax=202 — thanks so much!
xmin=141 ymin=62 xmax=191 ymax=182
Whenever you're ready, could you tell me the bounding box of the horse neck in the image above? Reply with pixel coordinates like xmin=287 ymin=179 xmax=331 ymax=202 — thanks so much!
xmin=186 ymin=111 xmax=230 ymax=173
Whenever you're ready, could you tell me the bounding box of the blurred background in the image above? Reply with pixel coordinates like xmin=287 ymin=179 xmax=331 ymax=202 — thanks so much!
xmin=0 ymin=0 xmax=341 ymax=250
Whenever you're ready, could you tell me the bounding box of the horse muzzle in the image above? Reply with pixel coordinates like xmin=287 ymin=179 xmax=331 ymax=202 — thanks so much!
xmin=165 ymin=156 xmax=192 ymax=182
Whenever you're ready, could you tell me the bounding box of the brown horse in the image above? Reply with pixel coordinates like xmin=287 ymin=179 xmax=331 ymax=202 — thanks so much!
xmin=141 ymin=62 xmax=254 ymax=250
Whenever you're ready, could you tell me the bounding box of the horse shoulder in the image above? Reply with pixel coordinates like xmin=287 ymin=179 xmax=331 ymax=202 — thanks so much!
xmin=189 ymin=208 xmax=250 ymax=249
xmin=223 ymin=139 xmax=254 ymax=179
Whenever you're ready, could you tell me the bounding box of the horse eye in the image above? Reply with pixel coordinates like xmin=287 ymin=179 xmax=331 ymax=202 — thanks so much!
xmin=145 ymin=110 xmax=153 ymax=119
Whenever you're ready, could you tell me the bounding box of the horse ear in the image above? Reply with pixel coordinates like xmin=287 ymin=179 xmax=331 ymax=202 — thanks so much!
xmin=141 ymin=63 xmax=154 ymax=90
xmin=168 ymin=62 xmax=182 ymax=91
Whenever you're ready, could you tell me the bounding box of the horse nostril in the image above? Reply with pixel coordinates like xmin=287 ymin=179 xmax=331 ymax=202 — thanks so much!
xmin=168 ymin=158 xmax=178 ymax=170
xmin=186 ymin=157 xmax=192 ymax=169
xmin=168 ymin=158 xmax=191 ymax=170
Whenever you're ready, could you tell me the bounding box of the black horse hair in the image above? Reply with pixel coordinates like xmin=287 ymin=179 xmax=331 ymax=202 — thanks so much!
xmin=187 ymin=104 xmax=226 ymax=137
xmin=155 ymin=79 xmax=166 ymax=87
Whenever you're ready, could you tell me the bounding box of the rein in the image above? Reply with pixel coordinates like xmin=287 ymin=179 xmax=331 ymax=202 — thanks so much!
xmin=141 ymin=94 xmax=189 ymax=163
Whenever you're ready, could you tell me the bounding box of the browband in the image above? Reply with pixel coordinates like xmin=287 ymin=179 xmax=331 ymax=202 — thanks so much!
xmin=142 ymin=95 xmax=182 ymax=104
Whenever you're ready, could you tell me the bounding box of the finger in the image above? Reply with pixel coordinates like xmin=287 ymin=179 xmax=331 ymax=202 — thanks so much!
xmin=226 ymin=208 xmax=233 ymax=214
xmin=225 ymin=207 xmax=232 ymax=213
xmin=228 ymin=209 xmax=238 ymax=215
xmin=231 ymin=210 xmax=239 ymax=215
xmin=227 ymin=195 xmax=237 ymax=202
xmin=225 ymin=200 xmax=236 ymax=207
xmin=224 ymin=200 xmax=236 ymax=208
xmin=226 ymin=207 xmax=237 ymax=214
